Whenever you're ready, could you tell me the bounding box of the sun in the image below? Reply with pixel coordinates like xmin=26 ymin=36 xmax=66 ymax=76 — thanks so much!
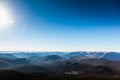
xmin=0 ymin=5 xmax=14 ymax=29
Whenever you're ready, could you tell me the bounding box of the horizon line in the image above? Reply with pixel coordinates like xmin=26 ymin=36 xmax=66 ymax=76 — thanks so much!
xmin=0 ymin=50 xmax=120 ymax=53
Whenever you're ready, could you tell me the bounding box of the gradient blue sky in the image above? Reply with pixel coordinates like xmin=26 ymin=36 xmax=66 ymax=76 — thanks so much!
xmin=0 ymin=0 xmax=120 ymax=51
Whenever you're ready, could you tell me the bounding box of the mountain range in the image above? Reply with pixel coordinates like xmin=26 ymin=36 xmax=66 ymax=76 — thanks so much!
xmin=0 ymin=51 xmax=120 ymax=80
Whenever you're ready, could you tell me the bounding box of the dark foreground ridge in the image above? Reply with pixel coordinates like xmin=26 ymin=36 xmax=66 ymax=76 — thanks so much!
xmin=0 ymin=70 xmax=120 ymax=80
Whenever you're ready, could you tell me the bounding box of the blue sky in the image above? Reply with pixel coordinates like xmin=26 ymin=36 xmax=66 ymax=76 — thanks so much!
xmin=0 ymin=0 xmax=120 ymax=51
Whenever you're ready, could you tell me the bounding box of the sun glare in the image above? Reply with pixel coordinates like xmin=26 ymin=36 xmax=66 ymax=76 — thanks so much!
xmin=0 ymin=5 xmax=14 ymax=29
